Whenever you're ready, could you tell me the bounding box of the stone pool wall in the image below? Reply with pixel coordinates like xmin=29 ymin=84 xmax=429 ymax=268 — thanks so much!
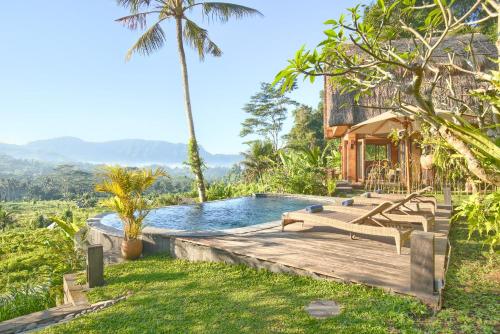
xmin=87 ymin=221 xmax=174 ymax=256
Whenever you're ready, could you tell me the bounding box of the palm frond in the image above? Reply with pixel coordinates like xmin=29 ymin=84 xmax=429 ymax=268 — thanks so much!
xmin=126 ymin=21 xmax=167 ymax=61
xmin=200 ymin=2 xmax=263 ymax=23
xmin=183 ymin=18 xmax=222 ymax=60
xmin=117 ymin=0 xmax=152 ymax=13
xmin=116 ymin=12 xmax=155 ymax=30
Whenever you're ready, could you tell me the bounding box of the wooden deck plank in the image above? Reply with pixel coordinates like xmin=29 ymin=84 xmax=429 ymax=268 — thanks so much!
xmin=178 ymin=204 xmax=452 ymax=306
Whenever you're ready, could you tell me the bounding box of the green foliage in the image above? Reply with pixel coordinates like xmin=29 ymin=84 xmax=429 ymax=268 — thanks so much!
xmin=0 ymin=285 xmax=53 ymax=322
xmin=285 ymin=100 xmax=325 ymax=149
xmin=241 ymin=140 xmax=276 ymax=182
xmin=0 ymin=200 xmax=104 ymax=230
xmin=437 ymin=114 xmax=500 ymax=174
xmin=363 ymin=0 xmax=497 ymax=41
xmin=37 ymin=255 xmax=428 ymax=333
xmin=240 ymin=82 xmax=298 ymax=150
xmin=149 ymin=193 xmax=190 ymax=207
xmin=186 ymin=138 xmax=206 ymax=201
xmin=454 ymin=190 xmax=500 ymax=252
xmin=275 ymin=0 xmax=500 ymax=186
xmin=250 ymin=143 xmax=341 ymax=196
xmin=205 ymin=181 xmax=268 ymax=201
xmin=0 ymin=228 xmax=82 ymax=321
xmin=264 ymin=149 xmax=326 ymax=195
xmin=95 ymin=166 xmax=166 ymax=240
xmin=0 ymin=205 xmax=16 ymax=231
xmin=0 ymin=155 xmax=205 ymax=202
xmin=49 ymin=216 xmax=81 ymax=239
xmin=0 ymin=164 xmax=96 ymax=201
xmin=421 ymin=129 xmax=470 ymax=184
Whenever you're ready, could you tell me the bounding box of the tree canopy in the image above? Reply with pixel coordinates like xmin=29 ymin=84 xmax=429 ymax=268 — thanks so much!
xmin=240 ymin=82 xmax=298 ymax=150
xmin=285 ymin=91 xmax=325 ymax=149
xmin=276 ymin=0 xmax=500 ymax=186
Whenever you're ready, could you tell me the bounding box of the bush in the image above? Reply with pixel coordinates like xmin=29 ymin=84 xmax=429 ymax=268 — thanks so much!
xmin=151 ymin=193 xmax=186 ymax=206
xmin=206 ymin=181 xmax=269 ymax=201
xmin=454 ymin=189 xmax=500 ymax=252
xmin=0 ymin=285 xmax=53 ymax=321
xmin=0 ymin=228 xmax=83 ymax=321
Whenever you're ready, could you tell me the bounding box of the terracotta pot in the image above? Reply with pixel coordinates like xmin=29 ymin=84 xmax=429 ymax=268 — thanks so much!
xmin=121 ymin=238 xmax=143 ymax=260
xmin=420 ymin=154 xmax=434 ymax=170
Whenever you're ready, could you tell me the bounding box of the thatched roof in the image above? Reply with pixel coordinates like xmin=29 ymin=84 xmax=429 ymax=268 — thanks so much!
xmin=325 ymin=33 xmax=497 ymax=129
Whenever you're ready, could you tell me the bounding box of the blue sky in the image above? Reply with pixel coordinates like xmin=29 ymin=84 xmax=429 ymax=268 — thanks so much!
xmin=0 ymin=0 xmax=365 ymax=154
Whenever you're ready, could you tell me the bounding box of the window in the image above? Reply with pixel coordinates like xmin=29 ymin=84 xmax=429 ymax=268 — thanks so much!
xmin=365 ymin=144 xmax=388 ymax=161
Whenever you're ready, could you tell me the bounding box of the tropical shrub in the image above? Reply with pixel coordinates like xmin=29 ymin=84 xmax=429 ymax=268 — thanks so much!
xmin=0 ymin=228 xmax=82 ymax=321
xmin=150 ymin=193 xmax=187 ymax=206
xmin=0 ymin=285 xmax=52 ymax=322
xmin=206 ymin=181 xmax=269 ymax=201
xmin=241 ymin=140 xmax=277 ymax=182
xmin=0 ymin=206 xmax=16 ymax=231
xmin=95 ymin=166 xmax=166 ymax=240
xmin=454 ymin=190 xmax=500 ymax=252
xmin=261 ymin=144 xmax=340 ymax=196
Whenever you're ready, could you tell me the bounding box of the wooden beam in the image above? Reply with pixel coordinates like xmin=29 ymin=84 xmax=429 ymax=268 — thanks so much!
xmin=405 ymin=138 xmax=411 ymax=193
xmin=360 ymin=139 xmax=366 ymax=182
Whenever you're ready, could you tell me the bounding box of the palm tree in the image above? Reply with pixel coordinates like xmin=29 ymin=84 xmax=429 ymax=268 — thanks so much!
xmin=241 ymin=141 xmax=275 ymax=182
xmin=116 ymin=0 xmax=262 ymax=202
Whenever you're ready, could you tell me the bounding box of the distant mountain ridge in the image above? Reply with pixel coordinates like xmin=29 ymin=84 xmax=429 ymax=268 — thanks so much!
xmin=0 ymin=137 xmax=241 ymax=166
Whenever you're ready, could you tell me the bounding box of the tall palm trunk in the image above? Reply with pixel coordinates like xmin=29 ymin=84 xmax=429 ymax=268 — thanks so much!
xmin=175 ymin=17 xmax=207 ymax=202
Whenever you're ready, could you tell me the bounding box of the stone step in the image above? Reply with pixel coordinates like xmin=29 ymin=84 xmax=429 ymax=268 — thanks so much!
xmin=335 ymin=186 xmax=353 ymax=192
xmin=0 ymin=304 xmax=88 ymax=334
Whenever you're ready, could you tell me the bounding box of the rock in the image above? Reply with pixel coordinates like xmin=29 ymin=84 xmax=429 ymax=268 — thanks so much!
xmin=64 ymin=313 xmax=74 ymax=320
xmin=24 ymin=323 xmax=37 ymax=330
xmin=92 ymin=300 xmax=109 ymax=308
xmin=305 ymin=300 xmax=341 ymax=319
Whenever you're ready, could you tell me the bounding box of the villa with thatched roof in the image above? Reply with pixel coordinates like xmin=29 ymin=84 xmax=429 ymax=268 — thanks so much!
xmin=323 ymin=33 xmax=497 ymax=189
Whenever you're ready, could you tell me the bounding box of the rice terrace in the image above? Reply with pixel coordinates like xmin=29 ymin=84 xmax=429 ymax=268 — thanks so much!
xmin=0 ymin=0 xmax=499 ymax=333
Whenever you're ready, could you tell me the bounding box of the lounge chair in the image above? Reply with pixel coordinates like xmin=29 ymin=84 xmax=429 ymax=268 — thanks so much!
xmin=356 ymin=189 xmax=437 ymax=216
xmin=327 ymin=203 xmax=433 ymax=232
xmin=282 ymin=201 xmax=412 ymax=255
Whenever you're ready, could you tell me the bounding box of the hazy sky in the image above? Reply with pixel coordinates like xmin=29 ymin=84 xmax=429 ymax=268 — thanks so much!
xmin=0 ymin=0 xmax=365 ymax=154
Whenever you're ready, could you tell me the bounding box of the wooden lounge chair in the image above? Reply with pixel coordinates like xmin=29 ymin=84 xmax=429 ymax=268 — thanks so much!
xmin=357 ymin=190 xmax=437 ymax=216
xmin=327 ymin=204 xmax=433 ymax=232
xmin=282 ymin=201 xmax=412 ymax=255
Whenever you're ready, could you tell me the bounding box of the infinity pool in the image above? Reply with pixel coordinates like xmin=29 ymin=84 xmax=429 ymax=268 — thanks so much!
xmin=100 ymin=196 xmax=327 ymax=231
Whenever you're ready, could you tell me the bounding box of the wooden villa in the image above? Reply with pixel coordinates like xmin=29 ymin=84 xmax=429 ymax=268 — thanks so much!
xmin=323 ymin=33 xmax=497 ymax=190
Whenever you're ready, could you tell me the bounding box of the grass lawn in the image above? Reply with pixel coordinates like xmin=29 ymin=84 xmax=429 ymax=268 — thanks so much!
xmin=40 ymin=257 xmax=428 ymax=334
xmin=422 ymin=221 xmax=499 ymax=333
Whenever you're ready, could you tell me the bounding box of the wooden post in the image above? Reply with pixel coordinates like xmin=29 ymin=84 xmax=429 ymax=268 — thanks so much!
xmin=443 ymin=186 xmax=452 ymax=207
xmin=87 ymin=244 xmax=104 ymax=288
xmin=360 ymin=139 xmax=366 ymax=182
xmin=411 ymin=231 xmax=435 ymax=296
xmin=405 ymin=137 xmax=411 ymax=193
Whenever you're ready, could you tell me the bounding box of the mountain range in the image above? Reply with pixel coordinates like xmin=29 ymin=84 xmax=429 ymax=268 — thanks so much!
xmin=0 ymin=137 xmax=241 ymax=166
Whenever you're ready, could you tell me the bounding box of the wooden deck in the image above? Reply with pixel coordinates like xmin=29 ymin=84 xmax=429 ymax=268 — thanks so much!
xmin=177 ymin=205 xmax=451 ymax=306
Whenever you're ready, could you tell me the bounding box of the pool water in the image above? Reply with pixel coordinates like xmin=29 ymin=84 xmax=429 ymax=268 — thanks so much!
xmin=100 ymin=196 xmax=327 ymax=231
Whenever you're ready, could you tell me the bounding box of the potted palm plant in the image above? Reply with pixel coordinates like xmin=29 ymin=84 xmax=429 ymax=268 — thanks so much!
xmin=95 ymin=166 xmax=166 ymax=260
